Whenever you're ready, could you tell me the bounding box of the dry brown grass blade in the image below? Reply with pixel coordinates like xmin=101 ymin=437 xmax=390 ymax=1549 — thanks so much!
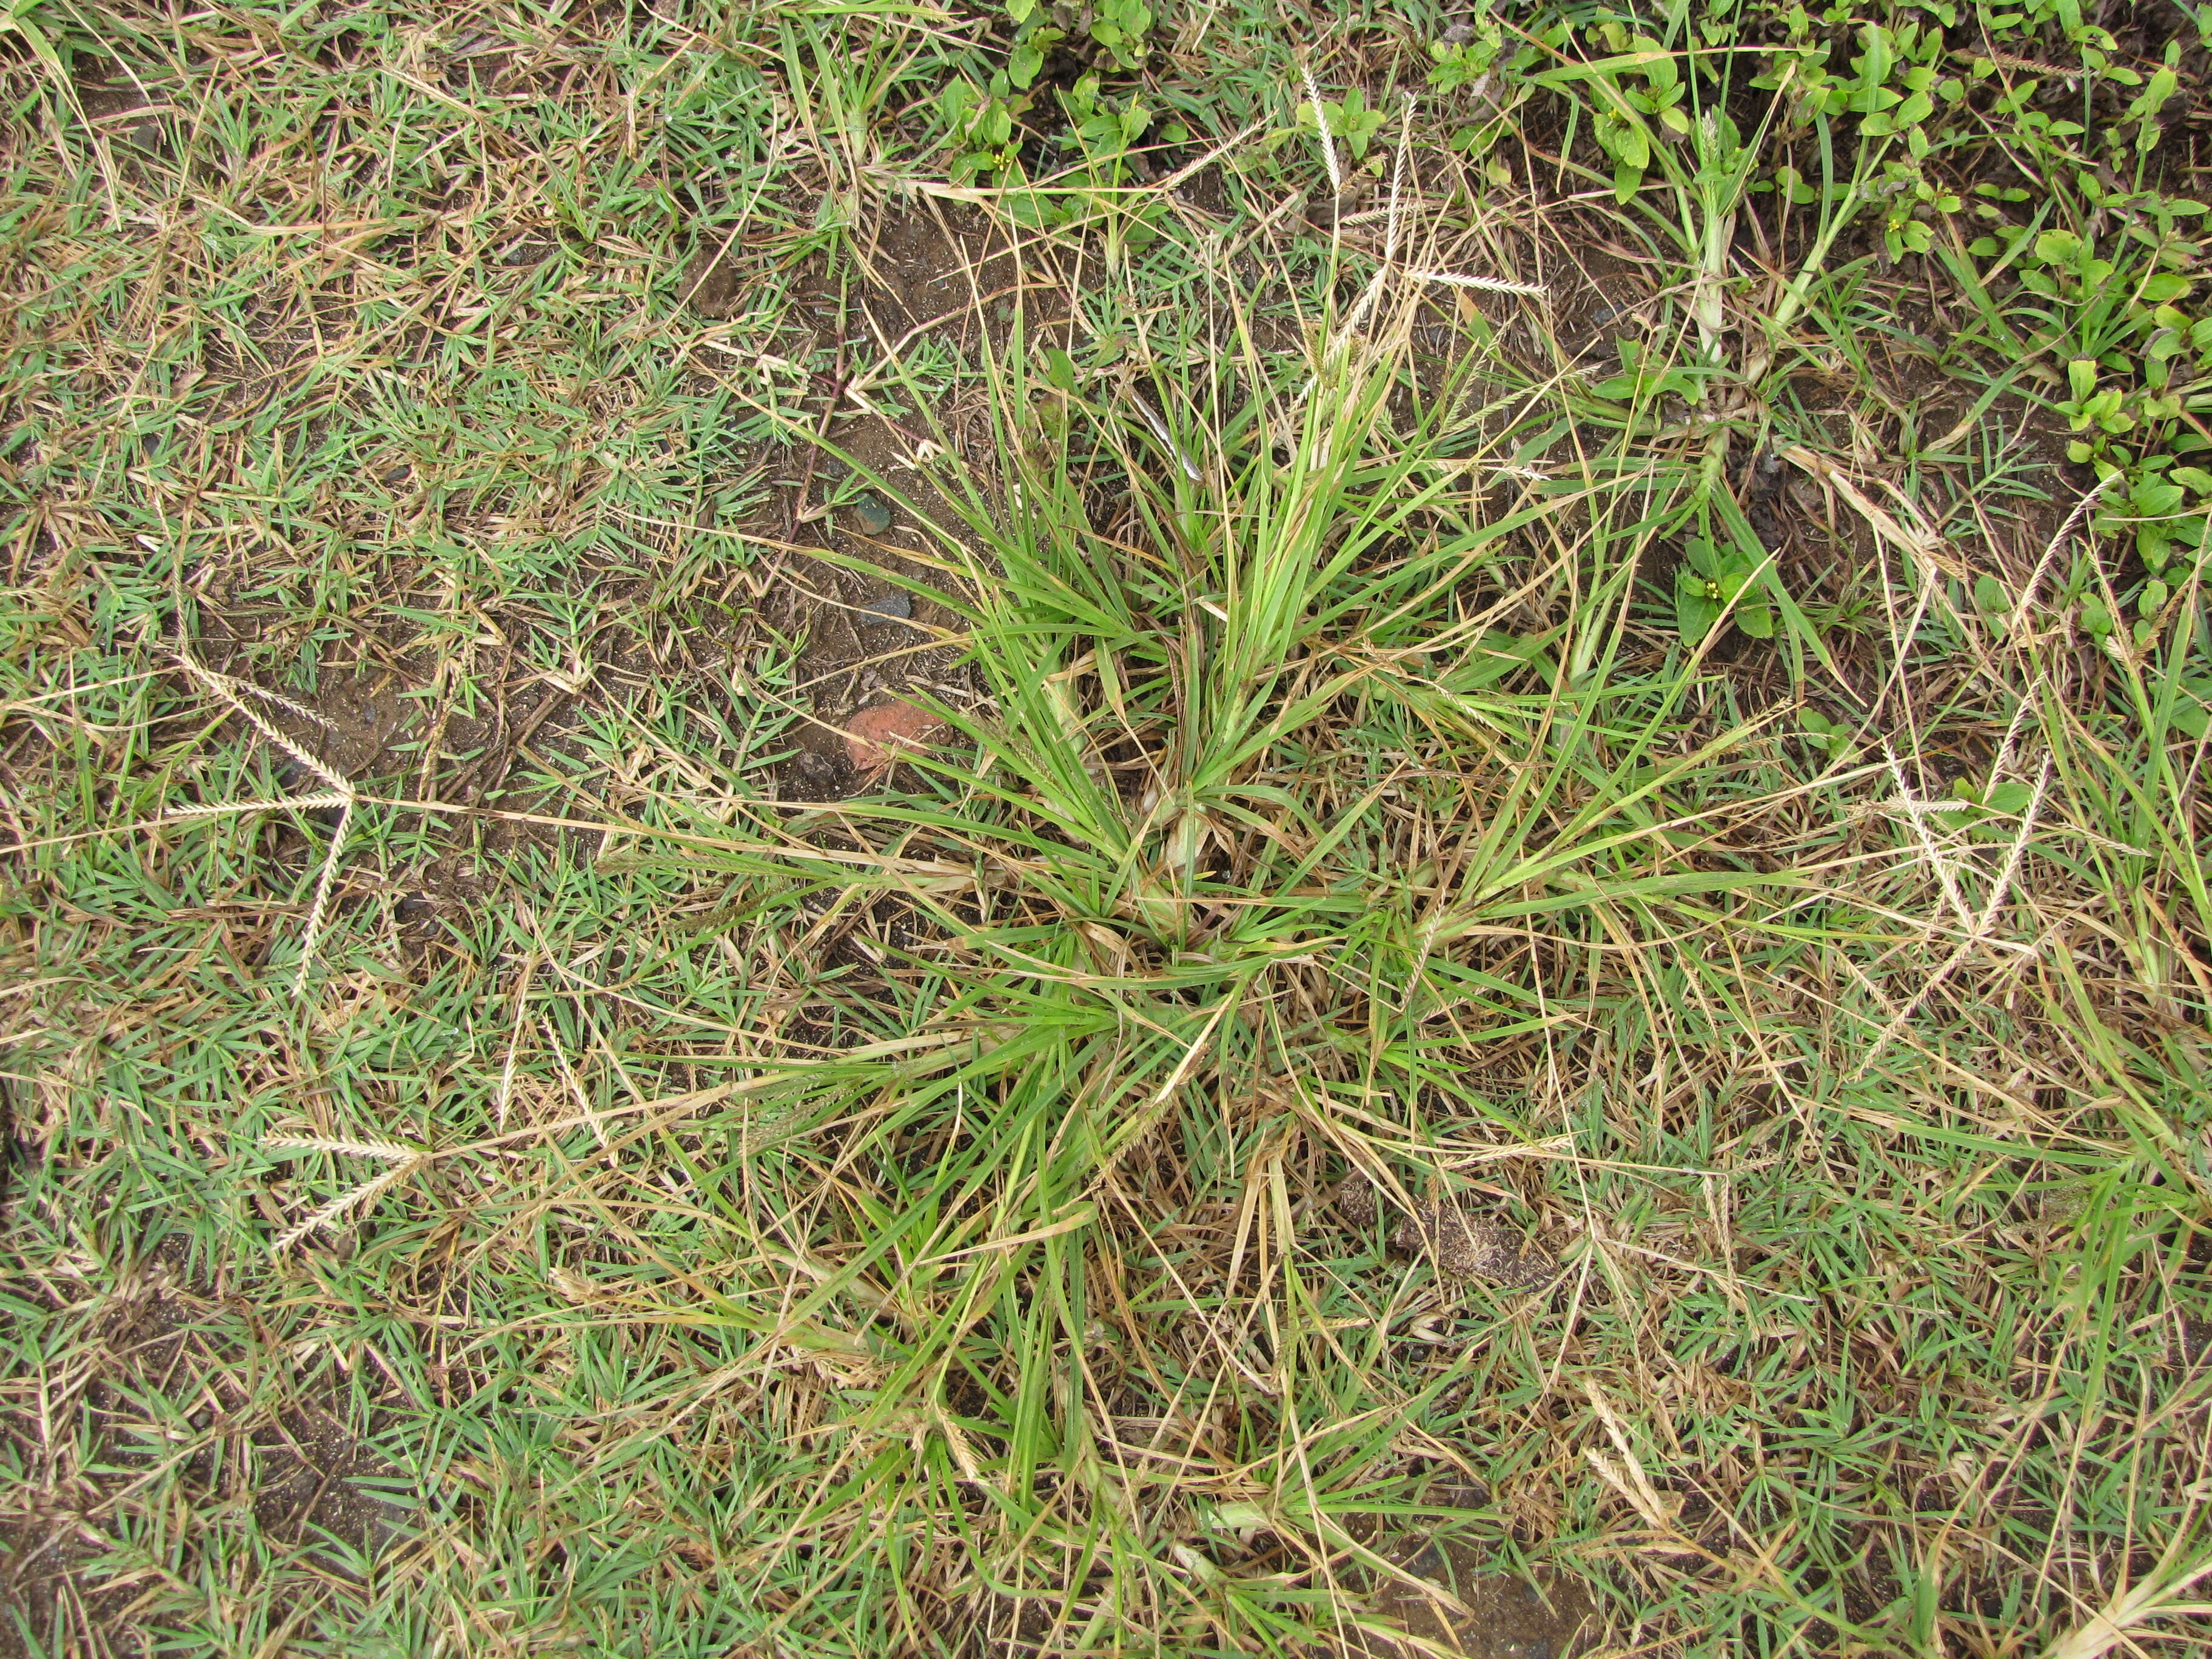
xmin=1779 ymin=443 xmax=1970 ymax=581
xmin=2039 ymin=1560 xmax=2212 ymax=1659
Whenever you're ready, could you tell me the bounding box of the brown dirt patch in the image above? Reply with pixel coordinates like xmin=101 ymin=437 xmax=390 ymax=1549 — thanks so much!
xmin=1356 ymin=1544 xmax=1601 ymax=1658
xmin=702 ymin=206 xmax=1042 ymax=798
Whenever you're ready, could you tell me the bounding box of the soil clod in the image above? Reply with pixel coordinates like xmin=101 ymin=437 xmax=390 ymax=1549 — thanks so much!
xmin=1393 ymin=1203 xmax=1559 ymax=1292
xmin=848 ymin=494 xmax=894 ymax=536
xmin=846 ymin=698 xmax=945 ymax=773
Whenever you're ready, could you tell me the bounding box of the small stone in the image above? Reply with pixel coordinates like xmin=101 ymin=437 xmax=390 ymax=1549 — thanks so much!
xmin=1304 ymin=187 xmax=1369 ymax=230
xmin=859 ymin=590 xmax=912 ymax=623
xmin=848 ymin=493 xmax=893 ymax=536
xmin=845 ymin=698 xmax=945 ymax=773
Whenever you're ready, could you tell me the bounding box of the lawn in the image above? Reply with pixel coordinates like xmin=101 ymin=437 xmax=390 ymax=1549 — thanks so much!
xmin=4 ymin=1 xmax=2212 ymax=1655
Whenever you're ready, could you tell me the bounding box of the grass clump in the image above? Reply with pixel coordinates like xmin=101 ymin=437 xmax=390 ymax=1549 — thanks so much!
xmin=4 ymin=2 xmax=2212 ymax=1657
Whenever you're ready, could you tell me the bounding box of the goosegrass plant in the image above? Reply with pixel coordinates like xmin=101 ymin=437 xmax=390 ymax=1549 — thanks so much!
xmin=575 ymin=246 xmax=1869 ymax=1646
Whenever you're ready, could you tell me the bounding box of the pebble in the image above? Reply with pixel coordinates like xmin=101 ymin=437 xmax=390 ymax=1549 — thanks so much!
xmin=860 ymin=590 xmax=912 ymax=622
xmin=848 ymin=493 xmax=893 ymax=535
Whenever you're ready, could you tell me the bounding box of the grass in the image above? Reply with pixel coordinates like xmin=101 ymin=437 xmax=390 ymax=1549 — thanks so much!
xmin=4 ymin=1 xmax=2212 ymax=1655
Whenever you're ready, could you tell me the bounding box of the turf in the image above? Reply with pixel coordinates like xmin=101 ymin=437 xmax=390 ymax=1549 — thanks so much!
xmin=4 ymin=2 xmax=2212 ymax=1656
